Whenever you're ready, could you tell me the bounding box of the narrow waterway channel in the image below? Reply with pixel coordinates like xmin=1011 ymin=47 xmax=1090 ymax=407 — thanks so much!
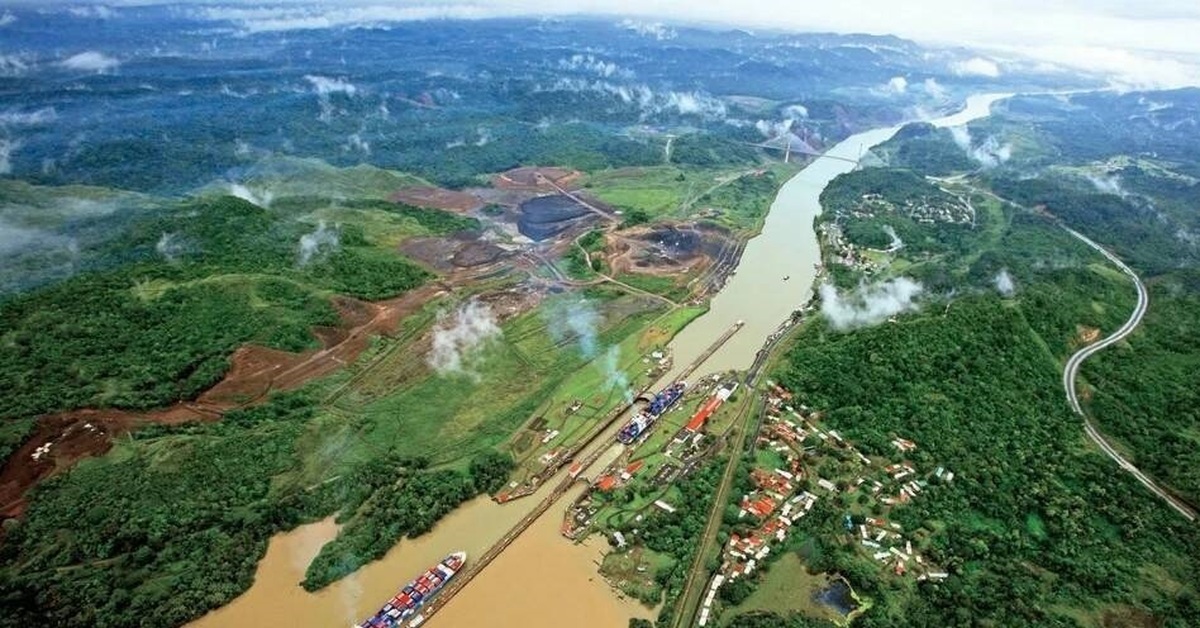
xmin=664 ymin=93 xmax=1013 ymax=382
xmin=191 ymin=93 xmax=1011 ymax=628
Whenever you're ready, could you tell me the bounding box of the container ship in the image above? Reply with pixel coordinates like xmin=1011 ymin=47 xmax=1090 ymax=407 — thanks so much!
xmin=354 ymin=551 xmax=467 ymax=628
xmin=617 ymin=381 xmax=686 ymax=444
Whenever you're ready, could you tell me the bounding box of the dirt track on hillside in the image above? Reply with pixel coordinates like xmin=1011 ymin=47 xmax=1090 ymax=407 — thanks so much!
xmin=0 ymin=283 xmax=446 ymax=521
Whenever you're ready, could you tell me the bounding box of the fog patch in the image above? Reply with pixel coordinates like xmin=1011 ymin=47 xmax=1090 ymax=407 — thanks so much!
xmin=545 ymin=298 xmax=601 ymax=358
xmin=0 ymin=138 xmax=17 ymax=174
xmin=558 ymin=54 xmax=631 ymax=79
xmin=994 ymin=268 xmax=1017 ymax=297
xmin=951 ymin=57 xmax=1001 ymax=78
xmin=427 ymin=299 xmax=502 ymax=380
xmin=60 ymin=51 xmax=120 ymax=74
xmin=306 ymin=75 xmax=357 ymax=122
xmin=0 ymin=54 xmax=29 ymax=77
xmin=229 ymin=183 xmax=273 ymax=208
xmin=297 ymin=221 xmax=339 ymax=267
xmin=0 ymin=107 xmax=57 ymax=126
xmin=1086 ymin=174 xmax=1124 ymax=196
xmin=618 ymin=19 xmax=676 ymax=40
xmin=154 ymin=233 xmax=186 ymax=263
xmin=542 ymin=78 xmax=725 ymax=119
xmin=782 ymin=104 xmax=809 ymax=119
xmin=600 ymin=345 xmax=633 ymax=402
xmin=950 ymin=126 xmax=1011 ymax=168
xmin=882 ymin=225 xmax=903 ymax=251
xmin=820 ymin=278 xmax=924 ymax=330
xmin=922 ymin=78 xmax=948 ymax=100
xmin=886 ymin=76 xmax=908 ymax=94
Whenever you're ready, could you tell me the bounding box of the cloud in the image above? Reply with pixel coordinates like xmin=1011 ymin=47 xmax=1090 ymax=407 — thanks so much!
xmin=545 ymin=298 xmax=601 ymax=358
xmin=229 ymin=182 xmax=273 ymax=208
xmin=783 ymin=104 xmax=809 ymax=118
xmin=886 ymin=76 xmax=908 ymax=93
xmin=951 ymin=56 xmax=1002 ymax=77
xmin=949 ymin=125 xmax=1012 ymax=168
xmin=60 ymin=51 xmax=120 ymax=74
xmin=618 ymin=19 xmax=676 ymax=40
xmin=0 ymin=138 xmax=17 ymax=174
xmin=1086 ymin=173 xmax=1124 ymax=195
xmin=558 ymin=54 xmax=632 ymax=79
xmin=921 ymin=78 xmax=948 ymax=100
xmin=0 ymin=107 xmax=57 ymax=126
xmin=297 ymin=221 xmax=339 ymax=267
xmin=819 ymin=278 xmax=924 ymax=330
xmin=0 ymin=11 xmax=16 ymax=27
xmin=67 ymin=6 xmax=116 ymax=19
xmin=0 ymin=54 xmax=29 ymax=78
xmin=305 ymin=75 xmax=357 ymax=96
xmin=427 ymin=299 xmax=503 ymax=379
xmin=198 ymin=4 xmax=507 ymax=33
xmin=994 ymin=268 xmax=1016 ymax=297
xmin=155 ymin=232 xmax=186 ymax=263
xmin=542 ymin=78 xmax=726 ymax=118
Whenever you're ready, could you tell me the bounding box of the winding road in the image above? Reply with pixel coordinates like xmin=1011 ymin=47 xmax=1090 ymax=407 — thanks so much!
xmin=1060 ymin=226 xmax=1197 ymax=522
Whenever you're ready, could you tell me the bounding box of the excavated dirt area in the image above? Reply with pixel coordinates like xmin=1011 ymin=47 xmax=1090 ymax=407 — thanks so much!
xmin=606 ymin=222 xmax=732 ymax=276
xmin=390 ymin=186 xmax=484 ymax=214
xmin=0 ymin=283 xmax=447 ymax=521
xmin=400 ymin=231 xmax=511 ymax=273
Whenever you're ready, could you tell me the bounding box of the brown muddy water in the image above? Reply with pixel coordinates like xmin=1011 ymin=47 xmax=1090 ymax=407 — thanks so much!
xmin=190 ymin=443 xmax=644 ymax=628
xmin=193 ymin=94 xmax=1011 ymax=628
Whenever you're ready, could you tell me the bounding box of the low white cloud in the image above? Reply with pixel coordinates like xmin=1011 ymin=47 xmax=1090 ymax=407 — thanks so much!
xmin=0 ymin=11 xmax=16 ymax=27
xmin=558 ymin=54 xmax=632 ymax=79
xmin=994 ymin=268 xmax=1016 ymax=297
xmin=0 ymin=138 xmax=18 ymax=174
xmin=229 ymin=183 xmax=274 ymax=208
xmin=305 ymin=75 xmax=357 ymax=96
xmin=820 ymin=278 xmax=925 ymax=330
xmin=428 ymin=299 xmax=503 ymax=379
xmin=950 ymin=125 xmax=1012 ymax=168
xmin=1086 ymin=173 xmax=1124 ymax=196
xmin=542 ymin=78 xmax=726 ymax=118
xmin=922 ymin=78 xmax=948 ymax=100
xmin=886 ymin=76 xmax=908 ymax=93
xmin=297 ymin=221 xmax=339 ymax=266
xmin=951 ymin=56 xmax=1001 ymax=77
xmin=0 ymin=54 xmax=29 ymax=78
xmin=0 ymin=107 xmax=57 ymax=126
xmin=783 ymin=104 xmax=809 ymax=118
xmin=60 ymin=51 xmax=120 ymax=74
xmin=67 ymin=6 xmax=116 ymax=19
xmin=618 ymin=19 xmax=676 ymax=40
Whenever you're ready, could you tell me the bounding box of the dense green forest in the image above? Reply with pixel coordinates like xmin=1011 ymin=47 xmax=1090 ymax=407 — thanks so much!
xmin=1081 ymin=271 xmax=1200 ymax=505
xmin=775 ymin=293 xmax=1200 ymax=626
xmin=873 ymin=123 xmax=977 ymax=176
xmin=0 ymin=195 xmax=433 ymax=418
xmin=0 ymin=392 xmax=514 ymax=627
xmin=302 ymin=451 xmax=513 ymax=590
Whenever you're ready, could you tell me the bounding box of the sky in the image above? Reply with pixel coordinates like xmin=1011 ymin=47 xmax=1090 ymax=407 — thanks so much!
xmin=23 ymin=0 xmax=1200 ymax=87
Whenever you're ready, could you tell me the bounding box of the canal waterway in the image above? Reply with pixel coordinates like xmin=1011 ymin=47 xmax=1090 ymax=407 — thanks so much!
xmin=191 ymin=93 xmax=1011 ymax=628
xmin=664 ymin=93 xmax=1013 ymax=381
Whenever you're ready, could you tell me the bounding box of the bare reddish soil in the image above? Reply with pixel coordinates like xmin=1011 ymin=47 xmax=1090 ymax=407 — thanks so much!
xmin=390 ymin=186 xmax=484 ymax=214
xmin=0 ymin=284 xmax=446 ymax=520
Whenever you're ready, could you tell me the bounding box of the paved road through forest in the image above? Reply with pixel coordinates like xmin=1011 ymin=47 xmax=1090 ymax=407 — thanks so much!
xmin=1060 ymin=226 xmax=1197 ymax=522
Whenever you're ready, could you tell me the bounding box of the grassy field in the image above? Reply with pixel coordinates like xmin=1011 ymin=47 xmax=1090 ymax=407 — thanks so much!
xmin=723 ymin=554 xmax=849 ymax=626
xmin=583 ymin=166 xmax=720 ymax=219
xmin=506 ymin=304 xmax=707 ymax=481
xmin=602 ymin=546 xmax=678 ymax=606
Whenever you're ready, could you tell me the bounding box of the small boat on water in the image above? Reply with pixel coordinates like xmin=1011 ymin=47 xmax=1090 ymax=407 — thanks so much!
xmin=354 ymin=551 xmax=467 ymax=628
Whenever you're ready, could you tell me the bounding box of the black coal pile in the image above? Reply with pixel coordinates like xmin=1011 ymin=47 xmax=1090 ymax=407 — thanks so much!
xmin=518 ymin=195 xmax=591 ymax=241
